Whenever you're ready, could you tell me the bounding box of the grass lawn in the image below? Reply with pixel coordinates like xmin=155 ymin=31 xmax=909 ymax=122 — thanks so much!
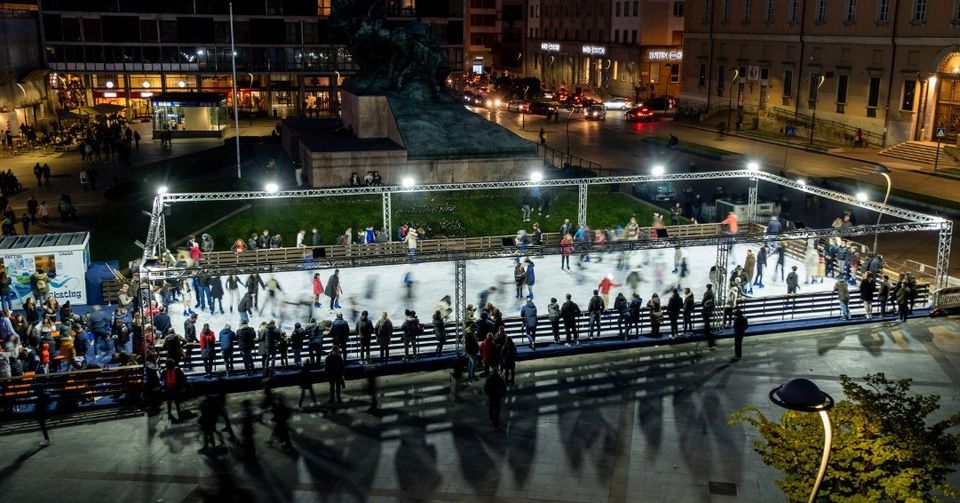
xmin=89 ymin=144 xmax=258 ymax=264
xmin=179 ymin=184 xmax=663 ymax=248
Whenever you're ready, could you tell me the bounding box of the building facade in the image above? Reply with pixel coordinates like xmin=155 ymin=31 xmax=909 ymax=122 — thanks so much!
xmin=681 ymin=0 xmax=960 ymax=146
xmin=0 ymin=2 xmax=48 ymax=131
xmin=38 ymin=0 xmax=465 ymax=120
xmin=523 ymin=0 xmax=684 ymax=100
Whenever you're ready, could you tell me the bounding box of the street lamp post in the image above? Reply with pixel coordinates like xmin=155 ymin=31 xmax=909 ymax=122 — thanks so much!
xmin=565 ymin=107 xmax=576 ymax=164
xmin=809 ymin=73 xmax=826 ymax=145
xmin=769 ymin=378 xmax=835 ymax=503
xmin=726 ymin=69 xmax=740 ymax=133
xmin=872 ymin=165 xmax=892 ymax=254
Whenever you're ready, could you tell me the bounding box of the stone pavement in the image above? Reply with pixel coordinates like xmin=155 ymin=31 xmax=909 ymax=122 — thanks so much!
xmin=0 ymin=317 xmax=957 ymax=502
xmin=0 ymin=119 xmax=280 ymax=237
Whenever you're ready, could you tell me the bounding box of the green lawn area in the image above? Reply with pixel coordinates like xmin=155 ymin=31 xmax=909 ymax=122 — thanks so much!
xmin=179 ymin=184 xmax=663 ymax=248
xmin=89 ymin=144 xmax=256 ymax=264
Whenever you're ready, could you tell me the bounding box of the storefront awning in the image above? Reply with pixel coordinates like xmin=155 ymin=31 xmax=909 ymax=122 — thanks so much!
xmin=149 ymin=92 xmax=227 ymax=106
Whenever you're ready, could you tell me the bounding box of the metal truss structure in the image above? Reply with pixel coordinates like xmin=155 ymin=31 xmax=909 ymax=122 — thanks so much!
xmin=714 ymin=236 xmax=732 ymax=328
xmin=454 ymin=259 xmax=466 ymax=354
xmin=141 ymin=170 xmax=953 ymax=306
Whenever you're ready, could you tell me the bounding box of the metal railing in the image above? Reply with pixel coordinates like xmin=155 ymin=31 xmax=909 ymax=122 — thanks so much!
xmin=764 ymin=106 xmax=883 ymax=147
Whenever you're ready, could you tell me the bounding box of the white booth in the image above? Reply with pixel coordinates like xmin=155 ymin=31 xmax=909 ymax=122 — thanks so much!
xmin=0 ymin=232 xmax=90 ymax=308
xmin=717 ymin=199 xmax=775 ymax=225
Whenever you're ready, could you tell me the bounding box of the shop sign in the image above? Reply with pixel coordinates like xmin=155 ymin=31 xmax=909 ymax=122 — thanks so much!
xmin=540 ymin=42 xmax=560 ymax=52
xmin=647 ymin=49 xmax=683 ymax=61
xmin=582 ymin=45 xmax=606 ymax=56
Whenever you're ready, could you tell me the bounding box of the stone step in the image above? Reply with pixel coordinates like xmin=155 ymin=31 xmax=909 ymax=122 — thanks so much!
xmin=879 ymin=141 xmax=960 ymax=167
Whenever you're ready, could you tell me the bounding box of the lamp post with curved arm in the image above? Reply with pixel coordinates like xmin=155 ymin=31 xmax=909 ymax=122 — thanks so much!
xmin=872 ymin=165 xmax=892 ymax=254
xmin=769 ymin=378 xmax=835 ymax=503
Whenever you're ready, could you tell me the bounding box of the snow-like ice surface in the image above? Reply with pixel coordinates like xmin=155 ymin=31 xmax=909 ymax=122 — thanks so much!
xmin=166 ymin=243 xmax=828 ymax=332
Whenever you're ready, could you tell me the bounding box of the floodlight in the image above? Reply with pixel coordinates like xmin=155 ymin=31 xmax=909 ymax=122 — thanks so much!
xmin=265 ymin=182 xmax=279 ymax=193
xmin=651 ymin=165 xmax=665 ymax=177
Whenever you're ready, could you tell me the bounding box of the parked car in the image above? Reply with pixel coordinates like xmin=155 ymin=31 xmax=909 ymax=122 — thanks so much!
xmin=462 ymin=91 xmax=474 ymax=104
xmin=603 ymin=97 xmax=632 ymax=110
xmin=529 ymin=101 xmax=559 ymax=116
xmin=625 ymin=106 xmax=656 ymax=122
xmin=469 ymin=94 xmax=486 ymax=107
xmin=632 ymin=182 xmax=677 ymax=201
xmin=641 ymin=97 xmax=675 ymax=111
xmin=542 ymin=89 xmax=556 ymax=99
xmin=507 ymin=100 xmax=530 ymax=113
xmin=583 ymin=104 xmax=606 ymax=120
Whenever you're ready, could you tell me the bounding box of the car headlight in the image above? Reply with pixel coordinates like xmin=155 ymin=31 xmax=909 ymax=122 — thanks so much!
xmin=494 ymin=99 xmax=501 ymax=107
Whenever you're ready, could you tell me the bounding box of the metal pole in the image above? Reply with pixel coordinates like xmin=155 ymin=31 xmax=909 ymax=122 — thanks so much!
xmin=873 ymin=173 xmax=891 ymax=253
xmin=726 ymin=69 xmax=738 ymax=132
xmin=577 ymin=183 xmax=588 ymax=227
xmin=808 ymin=410 xmax=833 ymax=503
xmin=809 ymin=74 xmax=825 ymax=145
xmin=382 ymin=192 xmax=392 ymax=242
xmin=229 ymin=2 xmax=242 ymax=179
xmin=933 ymin=137 xmax=942 ymax=172
xmin=934 ymin=220 xmax=953 ymax=307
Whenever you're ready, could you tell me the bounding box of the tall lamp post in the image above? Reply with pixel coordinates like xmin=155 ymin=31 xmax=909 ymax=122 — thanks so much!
xmin=726 ymin=68 xmax=740 ymax=132
xmin=872 ymin=165 xmax=892 ymax=254
xmin=769 ymin=378 xmax=835 ymax=503
xmin=809 ymin=73 xmax=826 ymax=145
xmin=565 ymin=107 xmax=576 ymax=164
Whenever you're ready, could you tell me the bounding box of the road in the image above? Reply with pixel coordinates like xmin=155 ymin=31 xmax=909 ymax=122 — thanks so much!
xmin=469 ymin=106 xmax=960 ymax=277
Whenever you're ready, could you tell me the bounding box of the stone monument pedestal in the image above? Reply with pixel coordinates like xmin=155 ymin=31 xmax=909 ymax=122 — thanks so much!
xmin=285 ymin=90 xmax=541 ymax=187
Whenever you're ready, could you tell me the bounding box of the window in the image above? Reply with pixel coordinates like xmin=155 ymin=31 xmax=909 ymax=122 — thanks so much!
xmin=743 ymin=0 xmax=752 ymax=22
xmin=674 ymin=1 xmax=685 ymax=17
xmin=867 ymin=76 xmax=881 ymax=116
xmin=615 ymin=29 xmax=620 ymax=43
xmin=717 ymin=64 xmax=726 ymax=96
xmin=783 ymin=70 xmax=794 ymax=98
xmin=901 ymin=80 xmax=917 ymax=111
xmin=912 ymin=0 xmax=926 ymax=22
xmin=836 ymin=74 xmax=848 ymax=112
xmin=845 ymin=0 xmax=856 ymax=21
xmin=764 ymin=0 xmax=775 ymax=22
xmin=955 ymin=0 xmax=960 ymax=21
xmin=631 ymin=30 xmax=637 ymax=44
xmin=877 ymin=0 xmax=890 ymax=21
xmin=789 ymin=0 xmax=800 ymax=22
xmin=670 ymin=64 xmax=680 ymax=83
xmin=698 ymin=62 xmax=707 ymax=86
xmin=815 ymin=0 xmax=826 ymax=22
xmin=836 ymin=74 xmax=848 ymax=104
xmin=703 ymin=0 xmax=712 ymax=23
xmin=721 ymin=0 xmax=730 ymax=22
xmin=808 ymin=72 xmax=823 ymax=107
xmin=634 ymin=1 xmax=639 ymax=16
xmin=616 ymin=1 xmax=621 ymax=16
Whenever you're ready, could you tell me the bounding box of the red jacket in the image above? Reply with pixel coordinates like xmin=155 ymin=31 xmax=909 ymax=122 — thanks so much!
xmin=199 ymin=329 xmax=216 ymax=349
xmin=190 ymin=246 xmax=202 ymax=261
xmin=480 ymin=338 xmax=500 ymax=366
xmin=598 ymin=277 xmax=622 ymax=294
xmin=312 ymin=277 xmax=324 ymax=296
xmin=40 ymin=342 xmax=50 ymax=364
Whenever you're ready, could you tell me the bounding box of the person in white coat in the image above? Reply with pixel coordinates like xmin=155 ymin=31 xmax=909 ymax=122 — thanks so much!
xmin=404 ymin=227 xmax=418 ymax=261
xmin=804 ymin=247 xmax=820 ymax=284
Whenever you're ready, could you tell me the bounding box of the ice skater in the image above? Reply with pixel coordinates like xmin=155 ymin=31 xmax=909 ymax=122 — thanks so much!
xmin=754 ymin=244 xmax=767 ymax=288
xmin=312 ymin=273 xmax=323 ymax=308
xmin=258 ymin=275 xmax=283 ymax=318
xmin=325 ymin=269 xmax=342 ymax=309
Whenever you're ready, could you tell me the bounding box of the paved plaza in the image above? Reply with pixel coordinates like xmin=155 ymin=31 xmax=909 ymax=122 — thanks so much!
xmin=0 ymin=317 xmax=958 ymax=502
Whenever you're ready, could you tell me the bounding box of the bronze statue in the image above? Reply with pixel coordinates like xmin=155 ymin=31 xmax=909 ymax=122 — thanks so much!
xmin=331 ymin=0 xmax=451 ymax=100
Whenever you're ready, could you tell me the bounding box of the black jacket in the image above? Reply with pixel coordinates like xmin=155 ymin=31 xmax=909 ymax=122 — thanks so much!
xmin=560 ymin=300 xmax=581 ymax=322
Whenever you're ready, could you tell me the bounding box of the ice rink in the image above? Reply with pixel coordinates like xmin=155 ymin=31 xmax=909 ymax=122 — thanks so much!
xmin=163 ymin=243 xmax=829 ymax=332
